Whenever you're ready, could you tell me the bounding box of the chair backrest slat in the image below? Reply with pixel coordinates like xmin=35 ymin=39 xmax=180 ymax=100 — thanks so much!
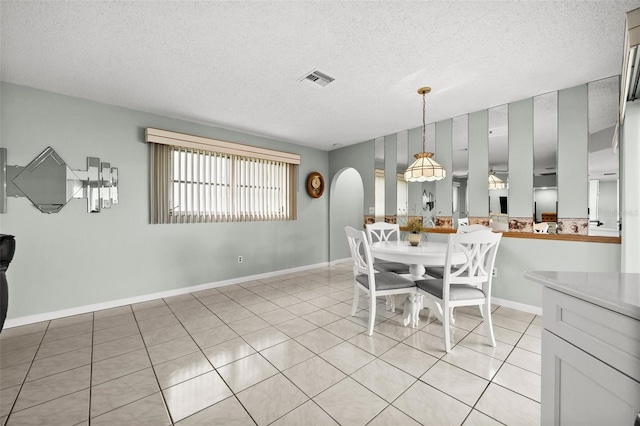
xmin=345 ymin=226 xmax=377 ymax=290
xmin=443 ymin=230 xmax=502 ymax=298
xmin=365 ymin=222 xmax=401 ymax=244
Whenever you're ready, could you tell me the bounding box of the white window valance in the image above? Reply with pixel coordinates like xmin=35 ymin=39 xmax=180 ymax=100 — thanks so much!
xmin=145 ymin=128 xmax=301 ymax=165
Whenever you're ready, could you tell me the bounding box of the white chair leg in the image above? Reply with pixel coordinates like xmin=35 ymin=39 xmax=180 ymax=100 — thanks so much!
xmin=478 ymin=304 xmax=484 ymax=318
xmin=443 ymin=304 xmax=452 ymax=353
xmin=351 ymin=285 xmax=359 ymax=316
xmin=385 ymin=295 xmax=396 ymax=312
xmin=368 ymin=295 xmax=376 ymax=336
xmin=483 ymin=303 xmax=496 ymax=347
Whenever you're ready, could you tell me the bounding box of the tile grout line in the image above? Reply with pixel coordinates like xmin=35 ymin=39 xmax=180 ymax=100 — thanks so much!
xmin=131 ymin=300 xmax=176 ymax=426
xmin=3 ymin=320 xmax=50 ymax=423
xmin=87 ymin=312 xmax=95 ymax=425
xmin=463 ymin=308 xmax=540 ymax=424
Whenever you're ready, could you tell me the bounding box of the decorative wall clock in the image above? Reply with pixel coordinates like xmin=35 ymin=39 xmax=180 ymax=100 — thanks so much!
xmin=306 ymin=172 xmax=325 ymax=198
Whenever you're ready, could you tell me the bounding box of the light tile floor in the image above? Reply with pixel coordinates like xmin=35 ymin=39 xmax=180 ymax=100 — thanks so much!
xmin=0 ymin=263 xmax=542 ymax=425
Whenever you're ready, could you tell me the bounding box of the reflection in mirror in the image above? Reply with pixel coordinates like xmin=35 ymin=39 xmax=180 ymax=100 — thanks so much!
xmin=101 ymin=163 xmax=112 ymax=209
xmin=397 ymin=130 xmax=409 ymax=222
xmin=488 ymin=105 xmax=508 ymax=228
xmin=533 ymin=91 xmax=558 ymax=233
xmin=374 ymin=137 xmax=385 ymax=221
xmin=451 ymin=115 xmax=469 ymax=228
xmin=588 ymin=76 xmax=620 ymax=236
xmin=110 ymin=168 xmax=119 ymax=204
xmin=87 ymin=157 xmax=100 ymax=213
xmin=422 ymin=123 xmax=437 ymax=227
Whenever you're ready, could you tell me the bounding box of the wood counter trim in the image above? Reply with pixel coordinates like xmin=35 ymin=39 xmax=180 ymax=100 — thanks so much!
xmin=399 ymin=227 xmax=621 ymax=244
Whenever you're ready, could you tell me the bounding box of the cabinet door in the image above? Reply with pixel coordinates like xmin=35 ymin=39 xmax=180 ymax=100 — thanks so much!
xmin=542 ymin=330 xmax=640 ymax=426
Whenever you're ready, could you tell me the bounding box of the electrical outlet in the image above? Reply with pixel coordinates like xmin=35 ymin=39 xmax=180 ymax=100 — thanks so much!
xmin=369 ymin=207 xmax=375 ymax=214
xmin=492 ymin=268 xmax=497 ymax=278
xmin=238 ymin=256 xmax=243 ymax=264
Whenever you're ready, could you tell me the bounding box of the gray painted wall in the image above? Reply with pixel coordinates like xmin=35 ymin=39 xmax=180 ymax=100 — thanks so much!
xmin=621 ymin=101 xmax=640 ymax=272
xmin=1 ymin=83 xmax=329 ymax=319
xmin=329 ymin=168 xmax=364 ymax=261
xmin=435 ymin=120 xmax=453 ymax=217
xmin=384 ymin=134 xmax=397 ymax=216
xmin=468 ymin=110 xmax=489 ymax=216
xmin=558 ymin=84 xmax=589 ymax=218
xmin=426 ymin=232 xmax=620 ymax=307
xmin=508 ymin=98 xmax=534 ymax=217
xmin=329 ymin=140 xmax=374 ymax=215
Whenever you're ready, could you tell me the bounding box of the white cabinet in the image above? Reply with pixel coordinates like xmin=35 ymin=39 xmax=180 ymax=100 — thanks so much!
xmin=542 ymin=286 xmax=640 ymax=426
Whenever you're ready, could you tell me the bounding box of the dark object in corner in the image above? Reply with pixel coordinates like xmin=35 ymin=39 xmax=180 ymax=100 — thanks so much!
xmin=0 ymin=234 xmax=15 ymax=332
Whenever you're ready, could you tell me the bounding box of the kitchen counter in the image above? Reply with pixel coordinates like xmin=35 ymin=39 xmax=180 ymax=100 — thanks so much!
xmin=524 ymin=270 xmax=640 ymax=320
xmin=524 ymin=270 xmax=640 ymax=426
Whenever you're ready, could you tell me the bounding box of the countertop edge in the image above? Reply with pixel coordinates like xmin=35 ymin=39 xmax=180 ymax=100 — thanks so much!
xmin=524 ymin=271 xmax=640 ymax=321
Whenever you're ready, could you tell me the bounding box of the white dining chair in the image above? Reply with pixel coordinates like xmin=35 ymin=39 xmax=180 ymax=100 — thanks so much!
xmin=533 ymin=222 xmax=549 ymax=233
xmin=415 ymin=230 xmax=502 ymax=352
xmin=365 ymin=222 xmax=411 ymax=275
xmin=345 ymin=226 xmax=417 ymax=335
xmin=457 ymin=217 xmax=469 ymax=227
xmin=424 ymin=224 xmax=491 ymax=279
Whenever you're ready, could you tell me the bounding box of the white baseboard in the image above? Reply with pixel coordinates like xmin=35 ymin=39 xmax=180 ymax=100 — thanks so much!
xmin=492 ymin=297 xmax=542 ymax=316
xmin=4 ymin=261 xmax=542 ymax=329
xmin=3 ymin=261 xmax=330 ymax=329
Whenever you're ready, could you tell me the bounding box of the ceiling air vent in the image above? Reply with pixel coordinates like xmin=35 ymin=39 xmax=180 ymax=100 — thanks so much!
xmin=299 ymin=70 xmax=335 ymax=88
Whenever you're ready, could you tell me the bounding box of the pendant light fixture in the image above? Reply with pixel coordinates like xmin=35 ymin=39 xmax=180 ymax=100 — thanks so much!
xmin=404 ymin=87 xmax=446 ymax=182
xmin=488 ymin=172 xmax=506 ymax=190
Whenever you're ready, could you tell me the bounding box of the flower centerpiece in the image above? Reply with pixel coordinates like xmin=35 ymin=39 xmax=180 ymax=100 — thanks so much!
xmin=406 ymin=217 xmax=423 ymax=246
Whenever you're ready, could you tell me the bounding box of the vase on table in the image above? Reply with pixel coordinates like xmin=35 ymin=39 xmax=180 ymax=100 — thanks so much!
xmin=408 ymin=232 xmax=421 ymax=247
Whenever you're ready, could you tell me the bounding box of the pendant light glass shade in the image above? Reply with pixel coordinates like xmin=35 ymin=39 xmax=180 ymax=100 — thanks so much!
xmin=404 ymin=152 xmax=447 ymax=182
xmin=404 ymin=87 xmax=446 ymax=182
xmin=488 ymin=173 xmax=506 ymax=190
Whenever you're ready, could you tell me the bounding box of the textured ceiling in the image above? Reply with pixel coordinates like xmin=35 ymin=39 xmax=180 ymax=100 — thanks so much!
xmin=1 ymin=1 xmax=637 ymax=151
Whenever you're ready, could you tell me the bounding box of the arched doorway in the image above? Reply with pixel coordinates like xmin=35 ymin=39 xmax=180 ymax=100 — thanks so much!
xmin=329 ymin=168 xmax=364 ymax=262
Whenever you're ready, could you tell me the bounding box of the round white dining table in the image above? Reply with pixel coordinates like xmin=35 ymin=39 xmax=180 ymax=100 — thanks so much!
xmin=370 ymin=240 xmax=465 ymax=280
xmin=370 ymin=240 xmax=467 ymax=327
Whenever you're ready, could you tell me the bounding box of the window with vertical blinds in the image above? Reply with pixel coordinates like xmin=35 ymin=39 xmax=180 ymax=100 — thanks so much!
xmin=147 ymin=128 xmax=299 ymax=224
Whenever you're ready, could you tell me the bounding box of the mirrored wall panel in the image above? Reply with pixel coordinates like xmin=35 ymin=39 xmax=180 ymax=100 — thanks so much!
xmin=488 ymin=104 xmax=508 ymax=230
xmin=397 ymin=130 xmax=409 ymax=221
xmin=452 ymin=115 xmax=469 ymax=228
xmin=374 ymin=137 xmax=385 ymax=221
xmin=362 ymin=76 xmax=621 ymax=240
xmin=533 ymin=91 xmax=558 ymax=233
xmin=588 ymin=76 xmax=620 ymax=236
xmin=423 ymin=123 xmax=437 ymax=227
